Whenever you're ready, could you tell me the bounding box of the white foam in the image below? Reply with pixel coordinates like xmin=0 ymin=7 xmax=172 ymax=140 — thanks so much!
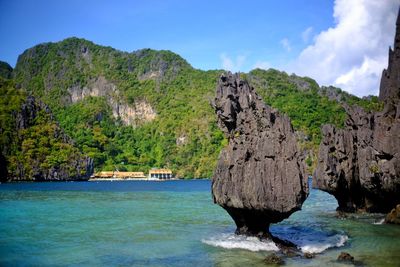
xmin=373 ymin=218 xmax=385 ymax=225
xmin=202 ymin=233 xmax=279 ymax=252
xmin=300 ymin=234 xmax=348 ymax=254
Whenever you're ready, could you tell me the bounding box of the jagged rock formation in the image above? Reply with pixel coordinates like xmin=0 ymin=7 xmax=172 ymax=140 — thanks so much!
xmin=314 ymin=10 xmax=400 ymax=213
xmin=379 ymin=10 xmax=400 ymax=105
xmin=212 ymin=72 xmax=308 ymax=237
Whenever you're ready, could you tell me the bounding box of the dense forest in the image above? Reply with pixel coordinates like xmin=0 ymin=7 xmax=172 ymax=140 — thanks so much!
xmin=0 ymin=38 xmax=383 ymax=179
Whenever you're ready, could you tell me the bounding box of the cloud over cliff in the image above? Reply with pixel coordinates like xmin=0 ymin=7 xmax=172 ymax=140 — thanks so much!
xmin=291 ymin=0 xmax=398 ymax=97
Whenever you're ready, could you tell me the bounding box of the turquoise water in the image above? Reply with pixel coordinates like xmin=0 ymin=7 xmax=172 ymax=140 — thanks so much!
xmin=1 ymin=180 xmax=399 ymax=266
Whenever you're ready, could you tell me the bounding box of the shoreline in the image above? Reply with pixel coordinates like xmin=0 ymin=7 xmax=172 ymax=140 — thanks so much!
xmin=0 ymin=178 xmax=210 ymax=184
xmin=88 ymin=178 xmax=181 ymax=182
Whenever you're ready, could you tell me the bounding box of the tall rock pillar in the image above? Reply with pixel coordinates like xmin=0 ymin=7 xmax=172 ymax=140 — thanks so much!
xmin=212 ymin=72 xmax=308 ymax=237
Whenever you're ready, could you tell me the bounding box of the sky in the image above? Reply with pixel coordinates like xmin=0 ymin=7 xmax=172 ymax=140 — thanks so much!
xmin=0 ymin=0 xmax=399 ymax=97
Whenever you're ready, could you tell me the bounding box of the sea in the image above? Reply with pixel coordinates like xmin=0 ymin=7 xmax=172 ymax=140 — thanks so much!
xmin=0 ymin=179 xmax=399 ymax=266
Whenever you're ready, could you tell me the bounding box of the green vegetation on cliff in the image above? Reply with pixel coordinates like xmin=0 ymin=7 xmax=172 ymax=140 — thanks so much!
xmin=13 ymin=38 xmax=225 ymax=177
xmin=0 ymin=78 xmax=90 ymax=181
xmin=2 ymin=37 xmax=382 ymax=178
xmin=248 ymin=69 xmax=346 ymax=145
xmin=246 ymin=69 xmax=383 ymax=170
xmin=0 ymin=61 xmax=13 ymax=79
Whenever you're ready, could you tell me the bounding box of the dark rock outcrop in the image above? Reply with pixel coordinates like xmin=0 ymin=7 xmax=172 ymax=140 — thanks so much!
xmin=0 ymin=153 xmax=7 ymax=180
xmin=314 ymin=10 xmax=400 ymax=213
xmin=385 ymin=204 xmax=400 ymax=224
xmin=212 ymin=72 xmax=308 ymax=237
xmin=379 ymin=9 xmax=400 ymax=104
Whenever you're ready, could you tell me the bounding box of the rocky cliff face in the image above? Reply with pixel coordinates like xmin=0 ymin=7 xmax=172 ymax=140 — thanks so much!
xmin=68 ymin=76 xmax=156 ymax=127
xmin=2 ymin=94 xmax=93 ymax=182
xmin=314 ymin=11 xmax=400 ymax=213
xmin=379 ymin=11 xmax=400 ymax=105
xmin=12 ymin=38 xmax=191 ymax=129
xmin=111 ymin=100 xmax=156 ymax=126
xmin=212 ymin=73 xmax=308 ymax=237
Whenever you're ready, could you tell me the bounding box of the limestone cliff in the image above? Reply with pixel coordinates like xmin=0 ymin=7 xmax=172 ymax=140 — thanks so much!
xmin=0 ymin=82 xmax=93 ymax=182
xmin=13 ymin=38 xmax=193 ymax=128
xmin=68 ymin=76 xmax=156 ymax=127
xmin=212 ymin=72 xmax=308 ymax=237
xmin=314 ymin=10 xmax=400 ymax=213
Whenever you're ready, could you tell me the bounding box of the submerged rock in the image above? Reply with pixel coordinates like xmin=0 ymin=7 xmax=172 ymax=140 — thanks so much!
xmin=303 ymin=252 xmax=315 ymax=259
xmin=337 ymin=252 xmax=354 ymax=263
xmin=314 ymin=10 xmax=400 ymax=213
xmin=211 ymin=72 xmax=308 ymax=237
xmin=264 ymin=253 xmax=285 ymax=265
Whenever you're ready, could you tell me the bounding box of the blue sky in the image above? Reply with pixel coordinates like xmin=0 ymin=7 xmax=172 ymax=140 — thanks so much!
xmin=0 ymin=0 xmax=398 ymax=96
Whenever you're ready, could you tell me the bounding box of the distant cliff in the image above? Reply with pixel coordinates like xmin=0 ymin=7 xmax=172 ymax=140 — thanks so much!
xmin=0 ymin=78 xmax=93 ymax=182
xmin=13 ymin=38 xmax=189 ymax=127
xmin=314 ymin=11 xmax=400 ymax=213
xmin=1 ymin=36 xmax=383 ymax=178
xmin=0 ymin=61 xmax=13 ymax=79
xmin=12 ymin=38 xmax=224 ymax=177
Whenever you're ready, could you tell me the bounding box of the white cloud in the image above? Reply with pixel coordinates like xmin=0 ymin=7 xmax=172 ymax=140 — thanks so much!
xmin=288 ymin=0 xmax=398 ymax=97
xmin=253 ymin=61 xmax=271 ymax=70
xmin=301 ymin=27 xmax=313 ymax=43
xmin=220 ymin=53 xmax=246 ymax=72
xmin=335 ymin=56 xmax=386 ymax=94
xmin=280 ymin=38 xmax=292 ymax=52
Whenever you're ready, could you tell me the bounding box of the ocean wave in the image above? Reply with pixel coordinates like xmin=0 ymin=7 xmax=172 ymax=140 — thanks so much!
xmin=299 ymin=234 xmax=348 ymax=254
xmin=203 ymin=231 xmax=348 ymax=254
xmin=373 ymin=218 xmax=385 ymax=225
xmin=202 ymin=233 xmax=279 ymax=252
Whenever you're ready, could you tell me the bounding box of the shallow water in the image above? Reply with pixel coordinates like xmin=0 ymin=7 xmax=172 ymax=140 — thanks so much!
xmin=0 ymin=180 xmax=399 ymax=266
